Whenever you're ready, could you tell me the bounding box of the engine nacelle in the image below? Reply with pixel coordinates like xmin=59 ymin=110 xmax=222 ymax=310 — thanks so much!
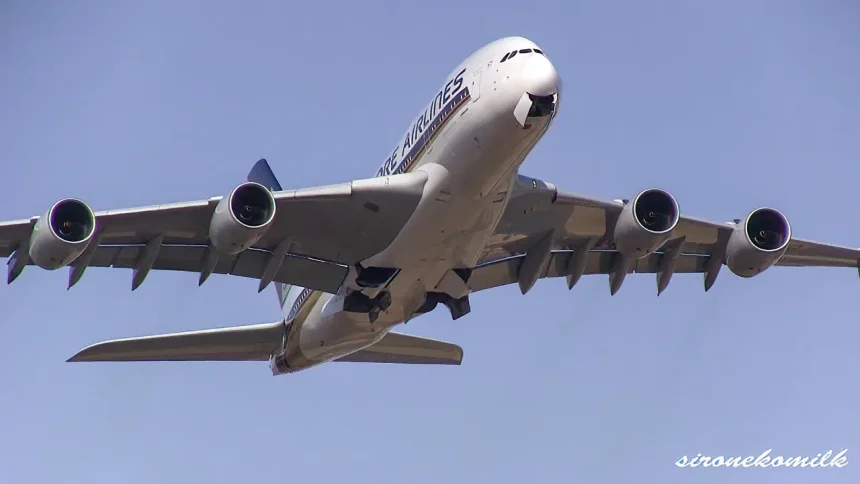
xmin=209 ymin=181 xmax=276 ymax=254
xmin=28 ymin=198 xmax=97 ymax=270
xmin=725 ymin=207 xmax=791 ymax=277
xmin=613 ymin=188 xmax=680 ymax=258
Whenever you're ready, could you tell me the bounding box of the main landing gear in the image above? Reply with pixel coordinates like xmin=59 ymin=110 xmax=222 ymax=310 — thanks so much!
xmin=344 ymin=290 xmax=392 ymax=323
xmin=343 ymin=289 xmax=472 ymax=323
xmin=414 ymin=292 xmax=471 ymax=321
xmin=343 ymin=265 xmax=473 ymax=323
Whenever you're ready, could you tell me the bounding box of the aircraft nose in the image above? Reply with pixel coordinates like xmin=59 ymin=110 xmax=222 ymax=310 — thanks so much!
xmin=521 ymin=53 xmax=560 ymax=97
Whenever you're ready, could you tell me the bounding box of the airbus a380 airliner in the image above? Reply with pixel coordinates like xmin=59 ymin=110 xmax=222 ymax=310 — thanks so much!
xmin=2 ymin=36 xmax=859 ymax=374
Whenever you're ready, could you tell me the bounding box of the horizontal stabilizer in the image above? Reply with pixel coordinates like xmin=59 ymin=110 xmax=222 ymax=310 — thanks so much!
xmin=67 ymin=321 xmax=284 ymax=362
xmin=336 ymin=331 xmax=463 ymax=365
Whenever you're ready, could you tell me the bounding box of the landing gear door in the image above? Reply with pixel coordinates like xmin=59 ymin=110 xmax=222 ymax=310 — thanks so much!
xmin=470 ymin=67 xmax=482 ymax=102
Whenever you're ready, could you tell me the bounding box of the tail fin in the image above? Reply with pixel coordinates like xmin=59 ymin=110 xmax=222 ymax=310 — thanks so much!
xmin=246 ymin=159 xmax=292 ymax=309
xmin=247 ymin=158 xmax=283 ymax=191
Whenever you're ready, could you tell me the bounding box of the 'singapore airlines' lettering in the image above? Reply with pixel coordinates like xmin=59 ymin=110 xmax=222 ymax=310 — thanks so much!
xmin=376 ymin=67 xmax=469 ymax=177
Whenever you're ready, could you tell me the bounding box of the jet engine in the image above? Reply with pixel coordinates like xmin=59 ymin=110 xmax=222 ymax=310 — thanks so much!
xmin=613 ymin=188 xmax=680 ymax=258
xmin=725 ymin=208 xmax=791 ymax=277
xmin=209 ymin=182 xmax=276 ymax=254
xmin=209 ymin=181 xmax=277 ymax=254
xmin=28 ymin=198 xmax=97 ymax=270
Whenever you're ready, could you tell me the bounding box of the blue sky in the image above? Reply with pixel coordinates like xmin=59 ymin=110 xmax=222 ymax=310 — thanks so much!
xmin=1 ymin=1 xmax=858 ymax=482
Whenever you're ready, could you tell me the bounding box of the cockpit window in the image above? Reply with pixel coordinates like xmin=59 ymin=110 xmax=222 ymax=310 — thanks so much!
xmin=501 ymin=48 xmax=542 ymax=63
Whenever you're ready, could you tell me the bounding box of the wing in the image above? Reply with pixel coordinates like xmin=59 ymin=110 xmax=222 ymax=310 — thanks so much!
xmin=470 ymin=174 xmax=860 ymax=295
xmin=0 ymin=164 xmax=428 ymax=292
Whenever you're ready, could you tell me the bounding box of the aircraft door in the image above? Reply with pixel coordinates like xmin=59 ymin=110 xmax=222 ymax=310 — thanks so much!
xmin=470 ymin=67 xmax=483 ymax=102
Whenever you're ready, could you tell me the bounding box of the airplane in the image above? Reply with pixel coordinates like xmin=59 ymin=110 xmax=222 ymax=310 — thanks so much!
xmin=2 ymin=35 xmax=859 ymax=375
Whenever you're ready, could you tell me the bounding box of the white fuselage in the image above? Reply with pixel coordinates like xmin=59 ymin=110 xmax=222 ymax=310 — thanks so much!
xmin=271 ymin=36 xmax=561 ymax=374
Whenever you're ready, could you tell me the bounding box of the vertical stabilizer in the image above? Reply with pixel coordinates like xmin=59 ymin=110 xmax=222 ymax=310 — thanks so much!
xmin=247 ymin=158 xmax=283 ymax=191
xmin=246 ymin=159 xmax=293 ymax=313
